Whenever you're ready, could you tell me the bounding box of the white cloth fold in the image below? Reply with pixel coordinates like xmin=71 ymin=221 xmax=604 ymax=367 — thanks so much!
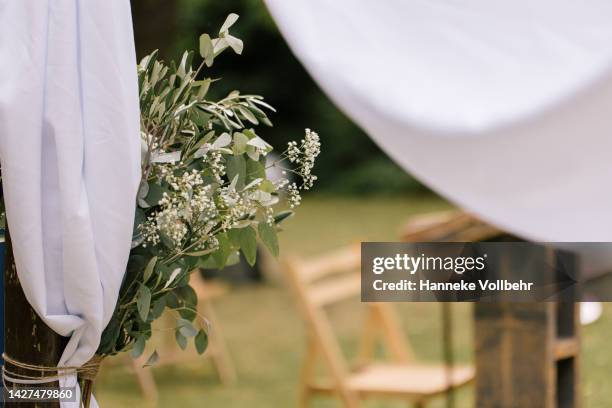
xmin=265 ymin=0 xmax=612 ymax=246
xmin=0 ymin=1 xmax=140 ymax=406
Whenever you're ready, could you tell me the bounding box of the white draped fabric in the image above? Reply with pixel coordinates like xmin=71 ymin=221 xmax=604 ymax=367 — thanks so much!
xmin=0 ymin=1 xmax=140 ymax=406
xmin=264 ymin=0 xmax=612 ymax=247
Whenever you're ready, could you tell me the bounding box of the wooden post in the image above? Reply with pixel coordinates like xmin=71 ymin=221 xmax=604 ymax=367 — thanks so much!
xmin=474 ymin=248 xmax=580 ymax=408
xmin=3 ymin=228 xmax=68 ymax=407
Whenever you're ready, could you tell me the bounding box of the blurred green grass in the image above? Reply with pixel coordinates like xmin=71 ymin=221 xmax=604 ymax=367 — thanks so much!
xmin=96 ymin=194 xmax=612 ymax=407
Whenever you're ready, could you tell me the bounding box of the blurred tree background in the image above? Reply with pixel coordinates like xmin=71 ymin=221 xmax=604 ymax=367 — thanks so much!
xmin=131 ymin=0 xmax=425 ymax=195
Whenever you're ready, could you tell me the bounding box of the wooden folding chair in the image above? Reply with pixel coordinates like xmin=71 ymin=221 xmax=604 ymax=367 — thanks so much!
xmin=284 ymin=245 xmax=474 ymax=408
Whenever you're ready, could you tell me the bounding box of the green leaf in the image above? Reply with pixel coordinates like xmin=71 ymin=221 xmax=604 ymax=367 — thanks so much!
xmin=131 ymin=335 xmax=146 ymax=359
xmin=224 ymin=35 xmax=243 ymax=55
xmin=175 ymin=284 xmax=197 ymax=305
xmin=137 ymin=285 xmax=152 ymax=321
xmin=274 ymin=210 xmax=294 ymax=225
xmin=98 ymin=315 xmax=121 ymax=355
xmin=195 ymin=79 xmax=211 ymax=99
xmin=175 ymin=330 xmax=188 ymax=350
xmin=228 ymin=226 xmax=257 ymax=266
xmin=245 ymin=159 xmax=265 ymax=184
xmin=143 ymin=256 xmax=157 ymax=283
xmin=226 ymin=155 xmax=246 ymax=190
xmin=143 ymin=350 xmax=159 ymax=367
xmin=146 ymin=183 xmax=166 ymax=206
xmin=225 ymin=251 xmax=241 ymax=267
xmin=159 ymin=231 xmax=175 ymax=249
xmin=199 ymin=34 xmax=214 ymax=67
xmin=246 ymin=136 xmax=271 ymax=151
xmin=212 ymin=132 xmax=231 ymax=149
xmin=212 ymin=233 xmax=231 ymax=269
xmin=219 ymin=13 xmax=239 ymax=34
xmin=195 ymin=330 xmax=209 ymax=355
xmin=166 ymin=292 xmax=180 ymax=309
xmin=150 ymin=297 xmax=166 ymax=320
xmin=232 ymin=132 xmax=248 ymax=155
xmin=237 ymin=105 xmax=258 ymax=124
xmin=177 ymin=318 xmax=198 ymax=338
xmin=258 ymin=222 xmax=279 ymax=257
xmin=260 ymin=180 xmax=276 ymax=193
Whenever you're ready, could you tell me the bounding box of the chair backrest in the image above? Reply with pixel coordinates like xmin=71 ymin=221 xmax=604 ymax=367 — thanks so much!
xmin=284 ymin=210 xmax=495 ymax=387
xmin=284 ymin=244 xmax=412 ymax=383
xmin=401 ymin=210 xmax=501 ymax=242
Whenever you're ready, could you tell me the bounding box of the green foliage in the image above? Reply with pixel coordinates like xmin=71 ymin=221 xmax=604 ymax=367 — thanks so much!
xmin=98 ymin=14 xmax=320 ymax=360
xmin=258 ymin=222 xmax=278 ymax=257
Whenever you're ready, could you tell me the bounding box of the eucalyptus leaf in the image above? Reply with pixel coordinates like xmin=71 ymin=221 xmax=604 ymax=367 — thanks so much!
xmin=212 ymin=132 xmax=231 ymax=149
xmin=145 ymin=183 xmax=166 ymax=207
xmin=164 ymin=268 xmax=182 ymax=289
xmin=228 ymin=226 xmax=257 ymax=266
xmin=177 ymin=318 xmax=198 ymax=338
xmin=258 ymin=222 xmax=279 ymax=257
xmin=175 ymin=330 xmax=188 ymax=350
xmin=246 ymin=159 xmax=265 ymax=183
xmin=195 ymin=330 xmax=209 ymax=355
xmin=226 ymin=155 xmax=246 ymax=190
xmin=220 ymin=13 xmax=239 ymax=34
xmin=232 ymin=132 xmax=248 ymax=155
xmin=224 ymin=35 xmax=243 ymax=55
xmin=237 ymin=105 xmax=257 ymax=124
xmin=259 ymin=179 xmax=276 ymax=193
xmin=150 ymin=297 xmax=166 ymax=320
xmin=212 ymin=233 xmax=231 ymax=269
xmin=199 ymin=34 xmax=214 ymax=67
xmin=131 ymin=335 xmax=145 ymax=359
xmin=274 ymin=210 xmax=294 ymax=225
xmin=246 ymin=136 xmax=271 ymax=151
xmin=137 ymin=285 xmax=152 ymax=321
xmin=143 ymin=256 xmax=157 ymax=283
xmin=143 ymin=350 xmax=159 ymax=367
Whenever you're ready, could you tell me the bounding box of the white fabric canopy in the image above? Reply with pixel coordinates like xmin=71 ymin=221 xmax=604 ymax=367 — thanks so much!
xmin=265 ymin=0 xmax=612 ymax=246
xmin=0 ymin=1 xmax=140 ymax=406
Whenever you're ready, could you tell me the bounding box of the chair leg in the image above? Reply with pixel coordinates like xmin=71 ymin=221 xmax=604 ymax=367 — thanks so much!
xmin=200 ymin=299 xmax=237 ymax=385
xmin=337 ymin=390 xmax=360 ymax=408
xmin=299 ymin=336 xmax=318 ymax=408
xmin=131 ymin=358 xmax=159 ymax=402
xmin=298 ymin=387 xmax=312 ymax=408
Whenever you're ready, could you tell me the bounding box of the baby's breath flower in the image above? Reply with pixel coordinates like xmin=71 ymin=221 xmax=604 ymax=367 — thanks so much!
xmin=287 ymin=182 xmax=302 ymax=208
xmin=285 ymin=129 xmax=321 ymax=189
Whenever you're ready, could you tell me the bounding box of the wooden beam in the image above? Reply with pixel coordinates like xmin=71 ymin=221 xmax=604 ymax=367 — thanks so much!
xmin=3 ymin=228 xmax=68 ymax=407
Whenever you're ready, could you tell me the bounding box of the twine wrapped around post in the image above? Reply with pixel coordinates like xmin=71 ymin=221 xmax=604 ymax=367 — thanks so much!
xmin=2 ymin=352 xmax=104 ymax=408
xmin=79 ymin=355 xmax=104 ymax=408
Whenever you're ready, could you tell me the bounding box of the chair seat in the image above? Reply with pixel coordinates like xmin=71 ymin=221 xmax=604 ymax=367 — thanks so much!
xmin=309 ymin=362 xmax=474 ymax=399
xmin=348 ymin=363 xmax=474 ymax=398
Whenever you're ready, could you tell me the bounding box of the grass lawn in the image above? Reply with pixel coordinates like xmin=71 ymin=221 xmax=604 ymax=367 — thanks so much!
xmin=95 ymin=194 xmax=612 ymax=407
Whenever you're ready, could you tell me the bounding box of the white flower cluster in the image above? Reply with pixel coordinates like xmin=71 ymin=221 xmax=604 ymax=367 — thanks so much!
xmin=138 ymin=128 xmax=321 ymax=253
xmin=140 ymin=168 xmax=220 ymax=250
xmin=205 ymin=150 xmax=226 ymax=183
xmin=286 ymin=183 xmax=302 ymax=208
xmin=218 ymin=186 xmax=257 ymax=230
xmin=287 ymin=129 xmax=320 ymax=189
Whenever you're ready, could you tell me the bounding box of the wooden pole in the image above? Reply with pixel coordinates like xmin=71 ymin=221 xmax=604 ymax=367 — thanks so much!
xmin=3 ymin=228 xmax=68 ymax=407
xmin=474 ymin=248 xmax=580 ymax=408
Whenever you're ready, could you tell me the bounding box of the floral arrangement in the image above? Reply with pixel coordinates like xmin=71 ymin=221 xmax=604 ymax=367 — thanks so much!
xmin=96 ymin=14 xmax=320 ymax=364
